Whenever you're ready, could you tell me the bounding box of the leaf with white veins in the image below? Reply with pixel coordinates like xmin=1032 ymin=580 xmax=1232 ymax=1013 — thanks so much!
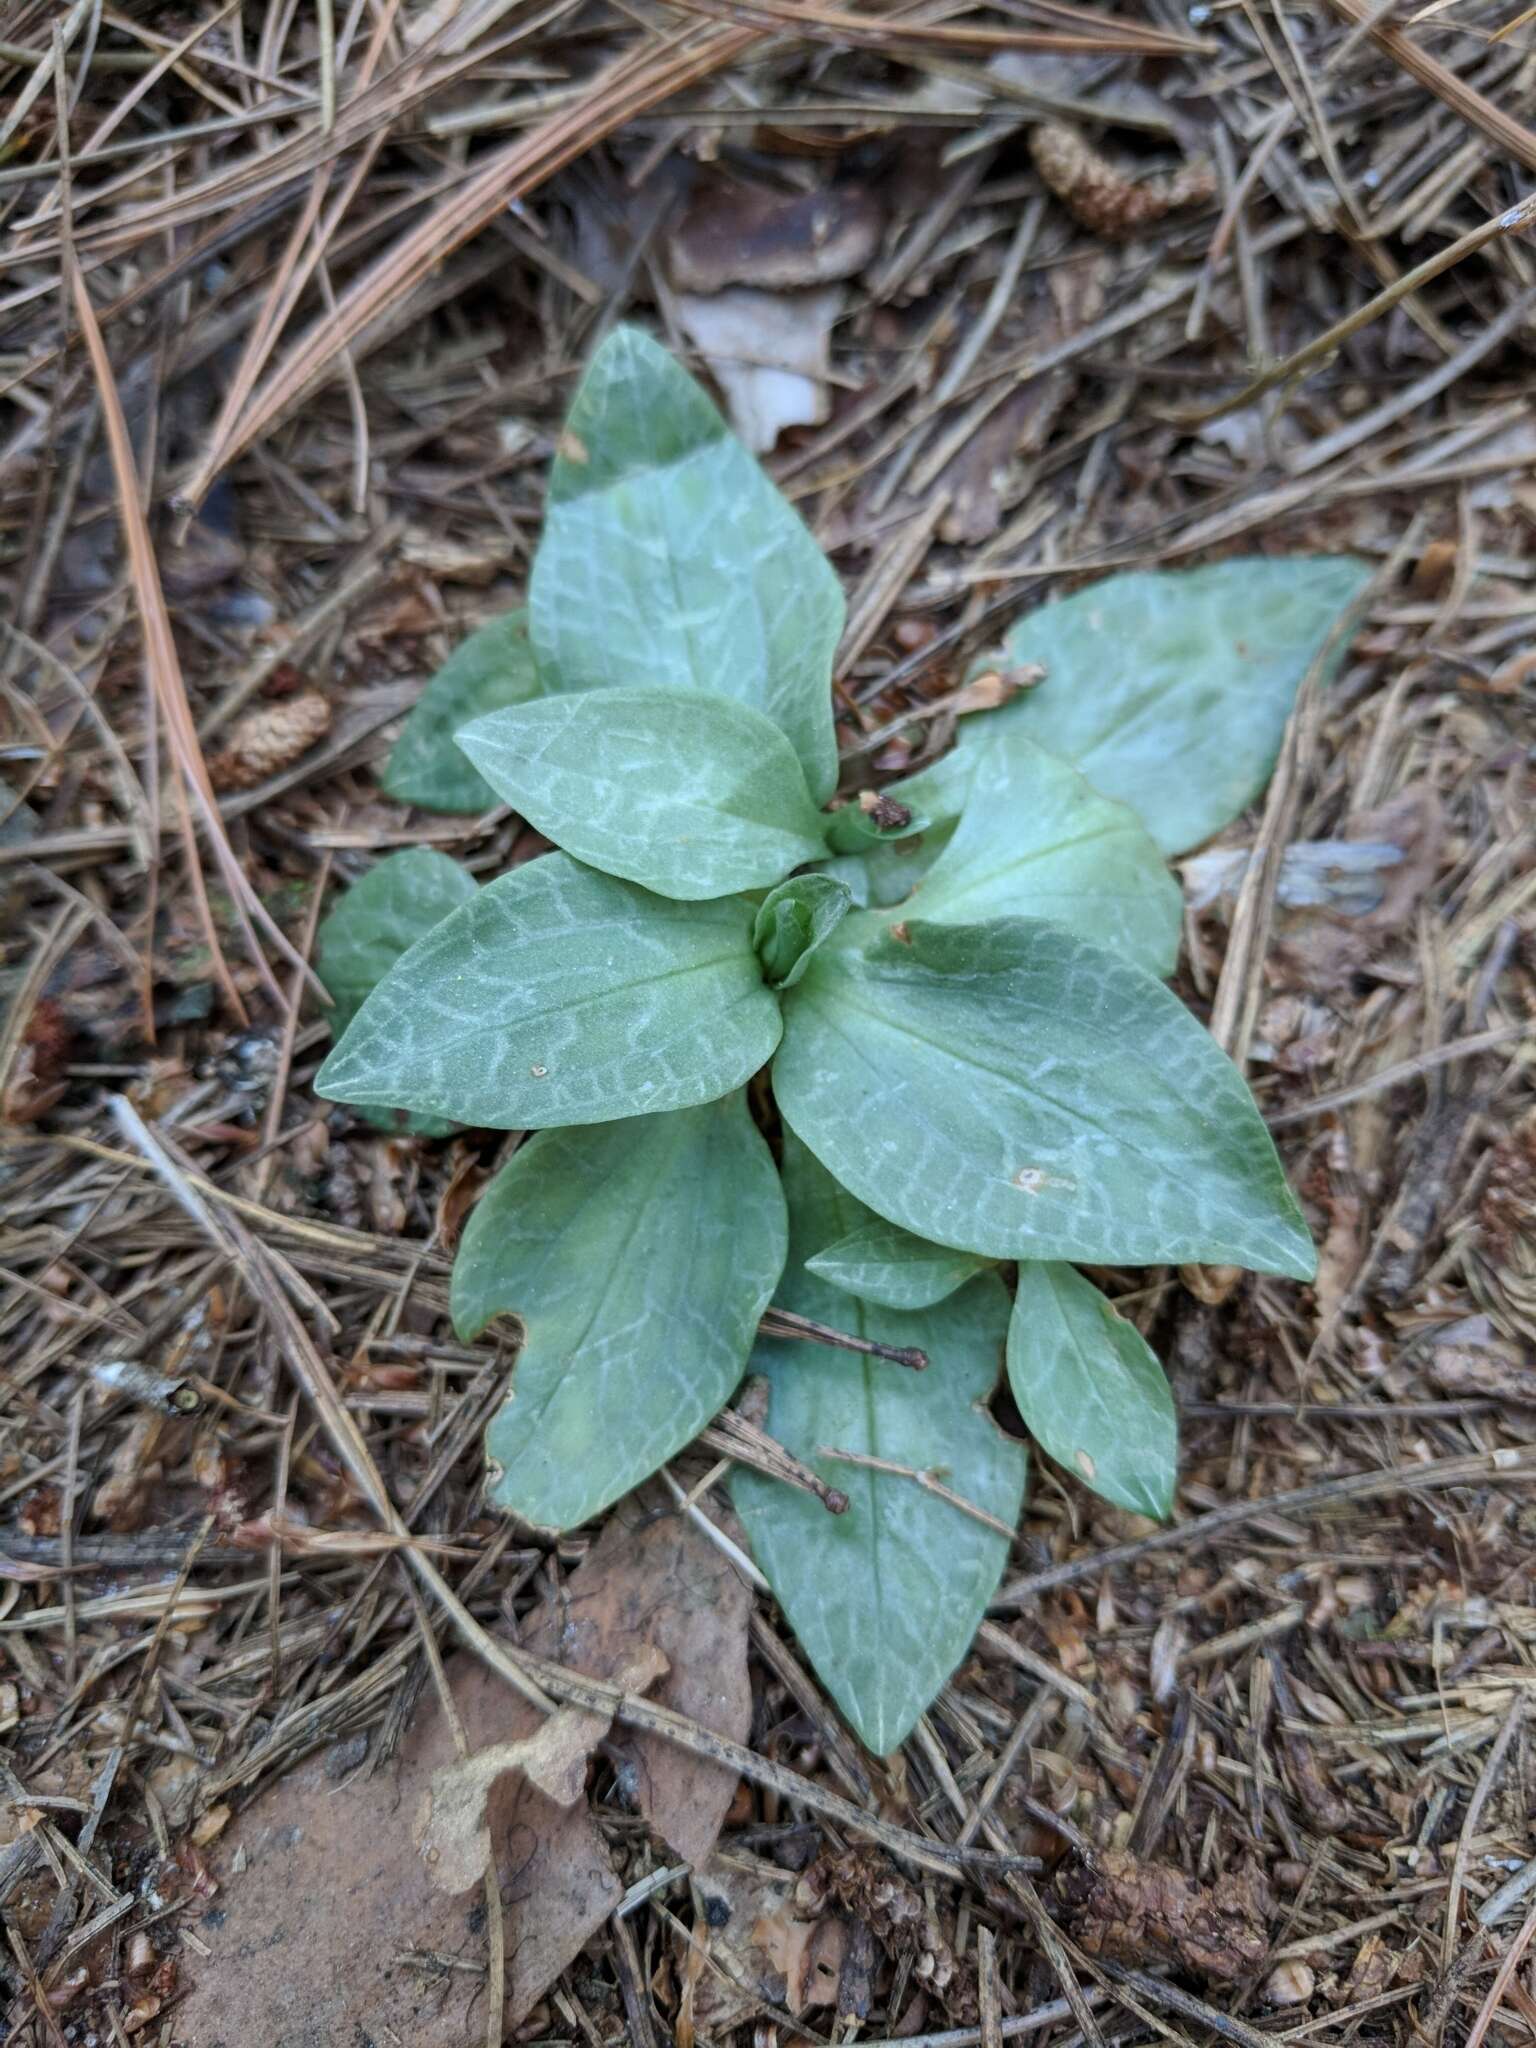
xmin=456 ymin=1097 xmax=787 ymax=1531
xmin=316 ymin=847 xmax=479 ymax=1136
xmin=458 ymin=688 xmax=828 ymax=901
xmin=1007 ymin=1261 xmax=1176 ymax=1518
xmin=806 ymin=1218 xmax=991 ymax=1310
xmin=316 ymin=853 xmax=780 ymax=1130
xmin=530 ymin=327 xmax=843 ymax=802
xmin=980 ymin=557 xmax=1370 ymax=854
xmin=773 ymin=915 xmax=1315 ymax=1276
xmin=733 ymin=1138 xmax=1026 ymax=1754
xmin=910 ymin=734 xmax=1182 ymax=976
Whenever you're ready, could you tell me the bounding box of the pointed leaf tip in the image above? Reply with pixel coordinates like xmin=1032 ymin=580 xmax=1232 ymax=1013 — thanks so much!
xmin=529 ymin=325 xmax=843 ymax=803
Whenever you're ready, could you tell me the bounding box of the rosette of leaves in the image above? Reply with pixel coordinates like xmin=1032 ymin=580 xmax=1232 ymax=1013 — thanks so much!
xmin=316 ymin=326 xmax=1363 ymax=1753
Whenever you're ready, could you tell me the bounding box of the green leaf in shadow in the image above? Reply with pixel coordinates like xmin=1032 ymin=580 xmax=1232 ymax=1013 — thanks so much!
xmin=733 ymin=1137 xmax=1025 ymax=1754
xmin=316 ymin=847 xmax=478 ymax=1136
xmin=457 ymin=1095 xmax=786 ymax=1531
xmin=383 ymin=609 xmax=539 ymax=814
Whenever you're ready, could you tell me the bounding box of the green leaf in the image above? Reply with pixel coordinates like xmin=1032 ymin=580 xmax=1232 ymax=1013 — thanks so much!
xmin=316 ymin=853 xmax=781 ymax=1131
xmin=910 ymin=735 xmax=1182 ymax=976
xmin=454 ymin=1096 xmax=787 ymax=1531
xmin=1007 ymin=1262 xmax=1175 ymax=1519
xmin=752 ymin=873 xmax=851 ymax=990
xmin=815 ymin=748 xmax=972 ymax=908
xmin=382 ymin=610 xmax=540 ymax=813
xmin=806 ymin=1219 xmax=991 ymax=1311
xmin=315 ymin=848 xmax=479 ymax=1136
xmin=774 ymin=915 xmax=1316 ymax=1277
xmin=982 ymin=558 xmax=1370 ymax=854
xmin=458 ymin=687 xmax=828 ymax=901
xmin=733 ymin=1138 xmax=1026 ymax=1754
xmin=529 ymin=326 xmax=843 ymax=804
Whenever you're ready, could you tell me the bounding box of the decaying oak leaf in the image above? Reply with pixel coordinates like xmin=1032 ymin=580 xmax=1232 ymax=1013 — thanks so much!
xmin=414 ymin=1646 xmax=667 ymax=1897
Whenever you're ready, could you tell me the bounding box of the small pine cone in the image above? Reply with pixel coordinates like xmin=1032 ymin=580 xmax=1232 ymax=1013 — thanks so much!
xmin=208 ymin=690 xmax=332 ymax=791
xmin=1030 ymin=120 xmax=1215 ymax=238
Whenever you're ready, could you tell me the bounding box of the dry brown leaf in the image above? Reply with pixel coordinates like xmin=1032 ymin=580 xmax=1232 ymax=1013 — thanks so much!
xmin=414 ymin=1646 xmax=667 ymax=1897
xmin=951 ymin=665 xmax=1045 ymax=715
xmin=208 ymin=690 xmax=332 ymax=791
xmin=177 ymin=1652 xmax=625 ymax=2041
xmin=547 ymin=1491 xmax=754 ymax=1866
xmin=687 ymin=1854 xmax=848 ymax=2029
xmin=668 ymin=179 xmax=882 ymax=292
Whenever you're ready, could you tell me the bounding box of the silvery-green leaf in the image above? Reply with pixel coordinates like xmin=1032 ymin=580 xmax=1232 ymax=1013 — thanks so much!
xmin=753 ymin=872 xmax=852 ymax=990
xmin=458 ymin=687 xmax=828 ymax=901
xmin=773 ymin=915 xmax=1315 ymax=1277
xmin=455 ymin=1096 xmax=786 ymax=1531
xmin=910 ymin=735 xmax=1182 ymax=976
xmin=733 ymin=1137 xmax=1026 ymax=1754
xmin=806 ymin=1218 xmax=991 ymax=1310
xmin=316 ymin=847 xmax=478 ymax=1136
xmin=529 ymin=326 xmax=843 ymax=802
xmin=1007 ymin=1262 xmax=1175 ymax=1519
xmin=316 ymin=853 xmax=780 ymax=1131
xmin=383 ymin=610 xmax=539 ymax=814
xmin=981 ymin=558 xmax=1369 ymax=854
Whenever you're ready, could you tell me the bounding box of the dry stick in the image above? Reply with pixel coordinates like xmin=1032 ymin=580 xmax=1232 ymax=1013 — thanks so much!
xmin=817 ymin=1447 xmax=1017 ymax=1539
xmin=698 ymin=1412 xmax=849 ymax=1513
xmin=1208 ymin=572 xmax=1377 ymax=1069
xmin=1288 ymin=283 xmax=1536 ymax=477
xmin=1192 ymin=192 xmax=1536 ymax=425
xmin=993 ymin=1449 xmax=1536 ymax=1606
xmin=1462 ymin=1895 xmax=1536 ymax=2048
xmin=15 ymin=1133 xmax=920 ymax=1375
xmin=1442 ymin=1695 xmax=1526 ymax=2000
xmin=1267 ymin=1021 xmax=1527 ymax=1128
xmin=859 ymin=1995 xmax=1107 ymax=2048
xmin=51 ymin=60 xmax=253 ymax=1019
xmin=108 ymin=1100 xmax=1034 ymax=1884
xmin=180 ymin=0 xmax=402 ymax=513
xmin=658 ymin=0 xmax=1210 ymax=53
xmin=760 ymin=1305 xmax=927 ymax=1369
xmin=400 ymin=1572 xmax=506 ymax=2048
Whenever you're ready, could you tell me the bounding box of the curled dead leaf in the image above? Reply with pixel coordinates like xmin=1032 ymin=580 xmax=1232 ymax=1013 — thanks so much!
xmin=413 ymin=1645 xmax=667 ymax=1895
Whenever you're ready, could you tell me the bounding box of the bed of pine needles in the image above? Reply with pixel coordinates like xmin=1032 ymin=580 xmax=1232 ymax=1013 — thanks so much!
xmin=1 ymin=0 xmax=1535 ymax=2042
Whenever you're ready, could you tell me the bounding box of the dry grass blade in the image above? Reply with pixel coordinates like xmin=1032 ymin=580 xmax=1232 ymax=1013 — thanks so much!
xmin=64 ymin=256 xmax=319 ymax=1013
xmin=180 ymin=18 xmax=770 ymax=502
xmin=1192 ymin=193 xmax=1536 ymax=423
